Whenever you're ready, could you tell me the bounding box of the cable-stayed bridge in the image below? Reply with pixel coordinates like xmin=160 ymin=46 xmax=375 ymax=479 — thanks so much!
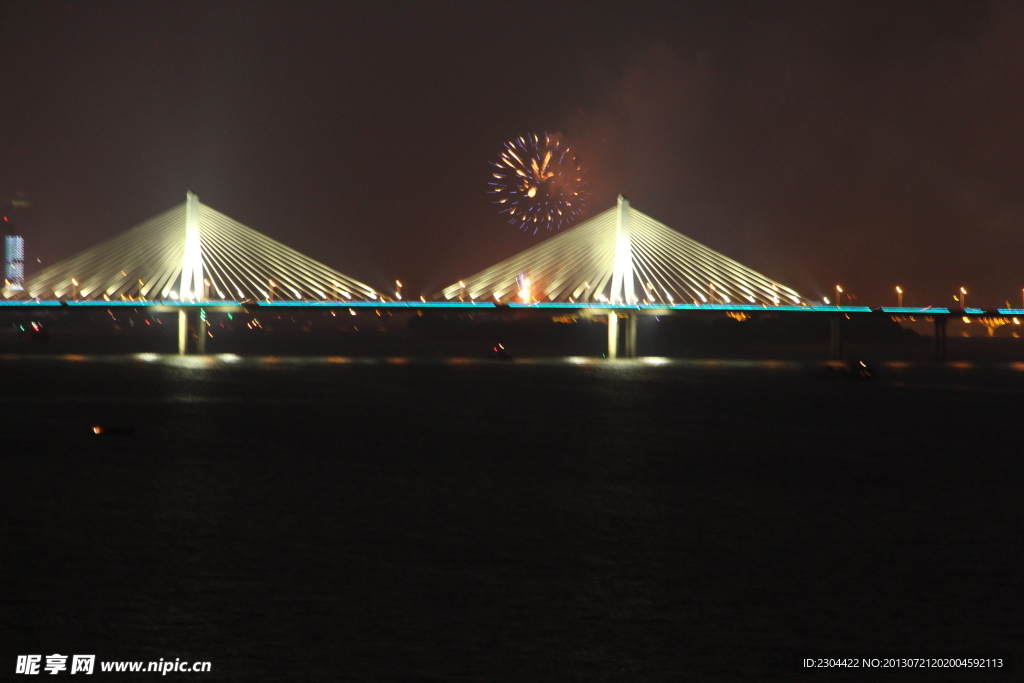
xmin=2 ymin=193 xmax=1015 ymax=358
xmin=441 ymin=196 xmax=804 ymax=308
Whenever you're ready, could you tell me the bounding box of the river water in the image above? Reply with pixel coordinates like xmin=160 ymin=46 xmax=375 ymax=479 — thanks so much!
xmin=2 ymin=356 xmax=1021 ymax=680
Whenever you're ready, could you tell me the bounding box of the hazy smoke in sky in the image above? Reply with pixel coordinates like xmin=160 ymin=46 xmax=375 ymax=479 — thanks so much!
xmin=562 ymin=3 xmax=1024 ymax=304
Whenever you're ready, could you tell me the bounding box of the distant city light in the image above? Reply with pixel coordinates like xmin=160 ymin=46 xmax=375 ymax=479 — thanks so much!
xmin=4 ymin=235 xmax=24 ymax=292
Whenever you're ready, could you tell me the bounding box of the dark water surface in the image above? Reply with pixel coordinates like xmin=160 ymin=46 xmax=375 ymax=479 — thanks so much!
xmin=3 ymin=355 xmax=1023 ymax=681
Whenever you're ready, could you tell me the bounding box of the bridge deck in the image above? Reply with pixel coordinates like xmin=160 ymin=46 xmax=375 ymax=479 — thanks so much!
xmin=1 ymin=300 xmax=1021 ymax=316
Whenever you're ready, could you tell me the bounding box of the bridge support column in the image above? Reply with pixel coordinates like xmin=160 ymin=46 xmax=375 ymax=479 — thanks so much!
xmin=625 ymin=312 xmax=638 ymax=358
xmin=196 ymin=309 xmax=207 ymax=354
xmin=177 ymin=309 xmax=188 ymax=355
xmin=607 ymin=312 xmax=618 ymax=359
xmin=176 ymin=308 xmax=208 ymax=355
xmin=829 ymin=316 xmax=843 ymax=359
xmin=934 ymin=316 xmax=947 ymax=362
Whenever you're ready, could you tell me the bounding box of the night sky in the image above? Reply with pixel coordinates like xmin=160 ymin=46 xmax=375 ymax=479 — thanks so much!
xmin=2 ymin=0 xmax=1021 ymax=307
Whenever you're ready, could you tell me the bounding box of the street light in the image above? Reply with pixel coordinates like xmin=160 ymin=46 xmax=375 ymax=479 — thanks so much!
xmin=395 ymin=279 xmax=402 ymax=300
xmin=71 ymin=278 xmax=79 ymax=301
xmin=835 ymin=284 xmax=843 ymax=308
xmin=896 ymin=286 xmax=903 ymax=307
xmin=960 ymin=286 xmax=967 ymax=310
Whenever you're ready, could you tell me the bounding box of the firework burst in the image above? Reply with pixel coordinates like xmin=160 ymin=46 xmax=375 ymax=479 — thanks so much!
xmin=489 ymin=133 xmax=586 ymax=234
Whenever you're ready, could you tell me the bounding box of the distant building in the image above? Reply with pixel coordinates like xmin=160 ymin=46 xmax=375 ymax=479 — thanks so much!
xmin=5 ymin=235 xmax=25 ymax=292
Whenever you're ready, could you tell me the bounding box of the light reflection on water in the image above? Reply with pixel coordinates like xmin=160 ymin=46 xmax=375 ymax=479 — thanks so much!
xmin=1 ymin=354 xmax=1023 ymax=376
xmin=2 ymin=354 xmax=1024 ymax=427
xmin=158 ymin=355 xmax=217 ymax=369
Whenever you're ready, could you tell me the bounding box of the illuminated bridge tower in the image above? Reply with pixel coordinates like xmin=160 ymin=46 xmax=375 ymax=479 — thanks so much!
xmin=607 ymin=195 xmax=635 ymax=358
xmin=178 ymin=191 xmax=206 ymax=353
xmin=440 ymin=194 xmax=806 ymax=359
xmin=181 ymin=190 xmax=204 ymax=301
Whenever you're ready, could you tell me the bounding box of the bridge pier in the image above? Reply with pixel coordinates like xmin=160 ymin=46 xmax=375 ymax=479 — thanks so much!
xmin=829 ymin=316 xmax=843 ymax=359
xmin=934 ymin=316 xmax=947 ymax=362
xmin=607 ymin=312 xmax=618 ymax=359
xmin=178 ymin=309 xmax=188 ymax=355
xmin=196 ymin=309 xmax=207 ymax=354
xmin=177 ymin=308 xmax=207 ymax=355
xmin=625 ymin=312 xmax=638 ymax=358
xmin=605 ymin=312 xmax=638 ymax=359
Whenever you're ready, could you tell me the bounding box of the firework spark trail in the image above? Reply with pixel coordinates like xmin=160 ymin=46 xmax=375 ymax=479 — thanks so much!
xmin=488 ymin=133 xmax=587 ymax=234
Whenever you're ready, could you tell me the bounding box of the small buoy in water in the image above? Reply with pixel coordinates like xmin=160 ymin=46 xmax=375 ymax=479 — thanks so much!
xmin=91 ymin=425 xmax=135 ymax=436
xmin=848 ymin=359 xmax=878 ymax=380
